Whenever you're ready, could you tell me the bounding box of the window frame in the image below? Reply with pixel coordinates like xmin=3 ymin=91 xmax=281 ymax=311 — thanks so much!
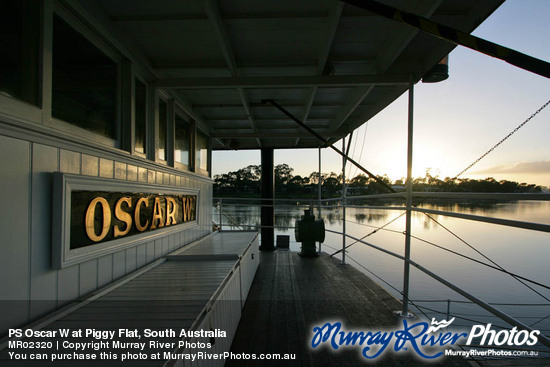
xmin=194 ymin=127 xmax=211 ymax=177
xmin=0 ymin=0 xmax=42 ymax=108
xmin=132 ymin=75 xmax=148 ymax=158
xmin=49 ymin=4 xmax=122 ymax=148
xmin=173 ymin=106 xmax=194 ymax=172
xmin=156 ymin=93 xmax=171 ymax=165
xmin=0 ymin=0 xmax=43 ymax=125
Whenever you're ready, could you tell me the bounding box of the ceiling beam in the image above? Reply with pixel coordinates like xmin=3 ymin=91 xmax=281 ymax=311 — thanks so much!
xmin=195 ymin=102 xmax=342 ymax=108
xmin=329 ymin=86 xmax=374 ymax=130
xmin=238 ymin=88 xmax=262 ymax=148
xmin=375 ymin=0 xmax=444 ymax=73
xmin=153 ymin=64 xmax=317 ymax=75
xmin=204 ymin=0 xmax=237 ymax=73
xmin=171 ymin=92 xmax=211 ymax=133
xmin=298 ymin=3 xmax=344 ymax=148
xmin=296 ymin=87 xmax=316 ymax=147
xmin=317 ymin=3 xmax=344 ymax=75
xmin=155 ymin=74 xmax=408 ymax=89
xmin=204 ymin=0 xmax=261 ymax=147
xmin=213 ymin=131 xmax=339 ymax=139
xmin=111 ymin=14 xmax=207 ymax=22
xmin=343 ymin=0 xmax=550 ymax=79
xmin=340 ymin=85 xmax=406 ymax=134
xmin=110 ymin=11 xmax=375 ymax=22
xmin=209 ymin=118 xmax=329 ymax=123
xmin=153 ymin=61 xmax=379 ymax=77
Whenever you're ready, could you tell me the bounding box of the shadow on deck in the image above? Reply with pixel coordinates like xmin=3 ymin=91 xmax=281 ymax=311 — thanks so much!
xmin=228 ymin=250 xmax=470 ymax=366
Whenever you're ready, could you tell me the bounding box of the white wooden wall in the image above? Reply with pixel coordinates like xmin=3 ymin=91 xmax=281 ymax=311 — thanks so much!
xmin=239 ymin=237 xmax=260 ymax=308
xmin=176 ymin=267 xmax=242 ymax=367
xmin=0 ymin=133 xmax=213 ymax=335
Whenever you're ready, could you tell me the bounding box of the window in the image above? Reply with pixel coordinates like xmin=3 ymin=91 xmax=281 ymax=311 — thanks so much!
xmin=52 ymin=14 xmax=118 ymax=140
xmin=195 ymin=130 xmax=209 ymax=173
xmin=134 ymin=79 xmax=147 ymax=154
xmin=0 ymin=0 xmax=40 ymax=106
xmin=175 ymin=114 xmax=191 ymax=168
xmin=158 ymin=99 xmax=168 ymax=161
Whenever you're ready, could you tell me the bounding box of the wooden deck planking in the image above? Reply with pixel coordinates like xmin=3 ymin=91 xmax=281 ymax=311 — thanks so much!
xmin=228 ymin=250 xmax=471 ymax=367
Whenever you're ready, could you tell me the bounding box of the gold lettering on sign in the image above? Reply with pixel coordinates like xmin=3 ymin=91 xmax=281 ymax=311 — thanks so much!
xmin=85 ymin=197 xmax=111 ymax=242
xmin=166 ymin=197 xmax=177 ymax=226
xmin=182 ymin=196 xmax=195 ymax=221
xmin=135 ymin=197 xmax=149 ymax=232
xmin=80 ymin=193 xmax=197 ymax=244
xmin=150 ymin=197 xmax=164 ymax=229
xmin=114 ymin=197 xmax=132 ymax=238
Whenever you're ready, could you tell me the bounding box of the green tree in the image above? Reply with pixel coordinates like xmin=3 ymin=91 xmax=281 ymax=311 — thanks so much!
xmin=275 ymin=163 xmax=294 ymax=188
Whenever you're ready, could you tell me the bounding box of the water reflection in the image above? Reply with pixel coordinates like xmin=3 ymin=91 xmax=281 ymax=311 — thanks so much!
xmin=221 ymin=205 xmax=307 ymax=230
xmin=417 ymin=200 xmax=550 ymax=225
xmin=219 ymin=201 xmax=550 ymax=232
xmin=325 ymin=212 xmax=337 ymax=225
xmin=215 ymin=200 xmax=550 ymax=342
xmin=354 ymin=213 xmax=388 ymax=223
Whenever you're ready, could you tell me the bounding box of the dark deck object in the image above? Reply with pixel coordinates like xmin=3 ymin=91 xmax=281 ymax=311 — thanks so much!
xmin=228 ymin=250 xmax=470 ymax=366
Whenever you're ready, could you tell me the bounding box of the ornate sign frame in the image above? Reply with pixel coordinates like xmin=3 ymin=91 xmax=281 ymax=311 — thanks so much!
xmin=52 ymin=173 xmax=199 ymax=269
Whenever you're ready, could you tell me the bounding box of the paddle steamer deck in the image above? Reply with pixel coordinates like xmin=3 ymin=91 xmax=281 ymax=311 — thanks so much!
xmin=228 ymin=249 xmax=470 ymax=366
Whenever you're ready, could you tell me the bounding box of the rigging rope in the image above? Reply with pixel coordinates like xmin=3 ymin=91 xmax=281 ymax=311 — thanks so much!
xmin=344 ymin=255 xmax=435 ymax=323
xmin=330 ymin=211 xmax=406 ymax=256
xmin=453 ymin=99 xmax=550 ymax=179
xmin=346 ymin=255 xmax=402 ymax=295
xmin=409 ymin=232 xmax=550 ymax=293
xmin=347 ymin=127 xmax=359 ymax=178
xmin=338 ymin=213 xmax=550 ymax=292
xmin=327 ymin=218 xmax=550 ymax=344
xmin=414 ymin=304 xmax=510 ymax=330
xmin=348 ymin=121 xmax=369 ymax=180
xmin=344 ymin=217 xmax=403 ymax=235
xmin=324 ymin=201 xmax=550 ymax=302
xmin=530 ymin=313 xmax=550 ymax=328
xmin=423 ymin=213 xmax=550 ymax=302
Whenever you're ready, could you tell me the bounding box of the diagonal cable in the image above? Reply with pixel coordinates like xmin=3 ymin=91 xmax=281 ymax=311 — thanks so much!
xmin=424 ymin=212 xmax=550 ymax=302
xmin=529 ymin=313 xmax=550 ymax=328
xmin=348 ymin=122 xmax=369 ymax=180
xmin=454 ymin=99 xmax=550 ymax=179
xmin=330 ymin=211 xmax=406 ymax=256
xmin=409 ymin=233 xmax=550 ymax=292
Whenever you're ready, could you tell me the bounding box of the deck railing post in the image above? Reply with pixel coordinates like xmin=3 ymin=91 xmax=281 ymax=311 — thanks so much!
xmin=342 ymin=138 xmax=347 ymax=265
xmin=318 ymin=146 xmax=322 ymax=254
xmin=260 ymin=148 xmax=275 ymax=250
xmin=218 ymin=198 xmax=223 ymax=230
xmin=401 ymin=76 xmax=414 ymax=317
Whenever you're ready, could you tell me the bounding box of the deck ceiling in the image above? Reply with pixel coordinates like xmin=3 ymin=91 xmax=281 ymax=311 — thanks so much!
xmin=93 ymin=0 xmax=503 ymax=150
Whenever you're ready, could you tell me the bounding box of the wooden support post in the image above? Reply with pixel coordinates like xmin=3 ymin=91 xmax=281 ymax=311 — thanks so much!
xmin=260 ymin=148 xmax=275 ymax=250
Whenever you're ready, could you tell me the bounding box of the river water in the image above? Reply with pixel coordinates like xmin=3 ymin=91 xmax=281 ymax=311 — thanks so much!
xmin=215 ymin=200 xmax=550 ymax=346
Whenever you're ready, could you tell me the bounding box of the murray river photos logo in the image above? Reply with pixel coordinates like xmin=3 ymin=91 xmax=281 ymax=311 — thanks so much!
xmin=310 ymin=318 xmax=540 ymax=360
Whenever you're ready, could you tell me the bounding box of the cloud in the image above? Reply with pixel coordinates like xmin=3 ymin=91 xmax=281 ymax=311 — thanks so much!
xmin=472 ymin=160 xmax=550 ymax=174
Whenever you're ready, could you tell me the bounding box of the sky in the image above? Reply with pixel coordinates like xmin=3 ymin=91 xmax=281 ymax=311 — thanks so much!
xmin=213 ymin=0 xmax=550 ymax=186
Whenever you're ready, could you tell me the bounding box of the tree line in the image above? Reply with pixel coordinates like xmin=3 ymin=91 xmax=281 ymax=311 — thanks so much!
xmin=214 ymin=164 xmax=543 ymax=198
